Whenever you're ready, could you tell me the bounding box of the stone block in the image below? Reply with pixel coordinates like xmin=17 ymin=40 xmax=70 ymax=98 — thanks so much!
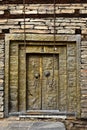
xmin=55 ymin=10 xmax=60 ymax=14
xmin=61 ymin=9 xmax=74 ymax=13
xmin=9 ymin=5 xmax=16 ymax=10
xmin=80 ymin=9 xmax=87 ymax=13
xmin=25 ymin=10 xmax=38 ymax=14
xmin=10 ymin=10 xmax=23 ymax=14
xmin=0 ymin=91 xmax=4 ymax=97
xmin=0 ymin=105 xmax=3 ymax=111
xmin=16 ymin=5 xmax=23 ymax=10
xmin=57 ymin=29 xmax=75 ymax=34
xmin=0 ymin=11 xmax=4 ymax=14
xmin=21 ymin=25 xmax=34 ymax=29
xmin=0 ymin=79 xmax=3 ymax=84
xmin=34 ymin=25 xmax=48 ymax=30
xmin=81 ymin=58 xmax=87 ymax=64
xmin=30 ymin=122 xmax=66 ymax=130
xmin=81 ymin=112 xmax=87 ymax=118
xmin=82 ymin=29 xmax=87 ymax=34
xmin=0 ymin=87 xmax=3 ymax=91
xmin=0 ymin=97 xmax=4 ymax=104
xmin=0 ymin=112 xmax=4 ymax=118
xmin=0 ymin=5 xmax=7 ymax=10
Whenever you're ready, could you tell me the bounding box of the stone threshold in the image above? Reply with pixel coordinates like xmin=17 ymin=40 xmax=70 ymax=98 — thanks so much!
xmin=19 ymin=115 xmax=66 ymax=120
xmin=9 ymin=110 xmax=76 ymax=120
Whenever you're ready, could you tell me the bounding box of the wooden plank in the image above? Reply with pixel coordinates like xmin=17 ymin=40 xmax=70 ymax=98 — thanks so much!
xmin=26 ymin=54 xmax=41 ymax=110
xmin=19 ymin=45 xmax=26 ymax=111
xmin=5 ymin=35 xmax=10 ymax=117
xmin=42 ymin=54 xmax=59 ymax=110
xmin=1 ymin=0 xmax=87 ymax=4
xmin=67 ymin=44 xmax=77 ymax=112
xmin=59 ymin=47 xmax=67 ymax=111
xmin=9 ymin=43 xmax=18 ymax=112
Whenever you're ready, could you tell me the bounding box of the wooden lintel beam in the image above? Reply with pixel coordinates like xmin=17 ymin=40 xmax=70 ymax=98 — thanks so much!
xmin=0 ymin=13 xmax=87 ymax=19
xmin=0 ymin=0 xmax=87 ymax=4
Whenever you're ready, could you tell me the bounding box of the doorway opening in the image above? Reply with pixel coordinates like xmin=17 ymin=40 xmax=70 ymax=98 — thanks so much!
xmin=5 ymin=34 xmax=80 ymax=118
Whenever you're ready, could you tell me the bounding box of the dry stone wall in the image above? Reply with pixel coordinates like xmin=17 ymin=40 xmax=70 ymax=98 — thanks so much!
xmin=0 ymin=3 xmax=87 ymax=124
xmin=0 ymin=40 xmax=4 ymax=118
xmin=80 ymin=41 xmax=87 ymax=119
xmin=0 ymin=4 xmax=87 ymax=35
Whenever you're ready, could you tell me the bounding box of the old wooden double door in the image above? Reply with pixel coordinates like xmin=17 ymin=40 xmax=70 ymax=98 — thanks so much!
xmin=26 ymin=54 xmax=59 ymax=110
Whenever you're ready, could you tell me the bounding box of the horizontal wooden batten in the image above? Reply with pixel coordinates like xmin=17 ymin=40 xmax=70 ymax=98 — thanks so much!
xmin=0 ymin=13 xmax=87 ymax=19
xmin=1 ymin=0 xmax=87 ymax=4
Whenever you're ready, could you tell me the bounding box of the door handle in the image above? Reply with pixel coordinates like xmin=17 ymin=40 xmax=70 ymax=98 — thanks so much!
xmin=44 ymin=71 xmax=50 ymax=77
xmin=34 ymin=73 xmax=40 ymax=79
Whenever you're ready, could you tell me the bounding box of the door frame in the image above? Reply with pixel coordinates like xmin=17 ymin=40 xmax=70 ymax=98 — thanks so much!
xmin=5 ymin=34 xmax=81 ymax=117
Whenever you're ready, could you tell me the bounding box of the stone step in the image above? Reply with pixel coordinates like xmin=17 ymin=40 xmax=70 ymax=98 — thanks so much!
xmin=19 ymin=114 xmax=67 ymax=119
xmin=19 ymin=111 xmax=76 ymax=120
xmin=9 ymin=110 xmax=76 ymax=119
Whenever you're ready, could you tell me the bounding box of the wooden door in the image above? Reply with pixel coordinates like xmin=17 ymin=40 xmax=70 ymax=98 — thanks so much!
xmin=26 ymin=54 xmax=59 ymax=110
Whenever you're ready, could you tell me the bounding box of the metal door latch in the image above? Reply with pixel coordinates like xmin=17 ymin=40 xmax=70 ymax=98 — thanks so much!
xmin=34 ymin=73 xmax=40 ymax=79
xmin=44 ymin=71 xmax=50 ymax=77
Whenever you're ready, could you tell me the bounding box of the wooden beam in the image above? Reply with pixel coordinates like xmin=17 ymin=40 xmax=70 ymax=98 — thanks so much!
xmin=0 ymin=0 xmax=87 ymax=4
xmin=0 ymin=13 xmax=87 ymax=19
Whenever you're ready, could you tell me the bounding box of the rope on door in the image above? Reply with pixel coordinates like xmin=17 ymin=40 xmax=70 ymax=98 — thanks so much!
xmin=23 ymin=0 xmax=27 ymax=110
xmin=23 ymin=0 xmax=26 ymax=51
xmin=52 ymin=0 xmax=56 ymax=87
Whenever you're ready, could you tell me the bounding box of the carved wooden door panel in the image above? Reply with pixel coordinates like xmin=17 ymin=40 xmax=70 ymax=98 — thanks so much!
xmin=27 ymin=54 xmax=41 ymax=110
xmin=42 ymin=54 xmax=59 ymax=110
xmin=26 ymin=54 xmax=59 ymax=110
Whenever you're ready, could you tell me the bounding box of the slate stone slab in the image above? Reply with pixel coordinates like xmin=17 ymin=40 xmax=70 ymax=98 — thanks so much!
xmin=0 ymin=121 xmax=66 ymax=130
xmin=30 ymin=122 xmax=66 ymax=130
xmin=8 ymin=121 xmax=33 ymax=130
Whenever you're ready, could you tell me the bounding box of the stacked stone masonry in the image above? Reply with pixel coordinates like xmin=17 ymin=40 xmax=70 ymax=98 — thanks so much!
xmin=0 ymin=40 xmax=4 ymax=118
xmin=81 ymin=41 xmax=87 ymax=118
xmin=0 ymin=2 xmax=87 ymax=129
xmin=0 ymin=4 xmax=87 ymax=34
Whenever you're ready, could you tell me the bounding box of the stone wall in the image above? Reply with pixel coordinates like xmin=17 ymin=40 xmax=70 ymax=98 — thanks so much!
xmin=65 ymin=119 xmax=87 ymax=130
xmin=0 ymin=2 xmax=87 ymax=125
xmin=80 ymin=41 xmax=87 ymax=119
xmin=0 ymin=4 xmax=87 ymax=34
xmin=0 ymin=40 xmax=4 ymax=118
